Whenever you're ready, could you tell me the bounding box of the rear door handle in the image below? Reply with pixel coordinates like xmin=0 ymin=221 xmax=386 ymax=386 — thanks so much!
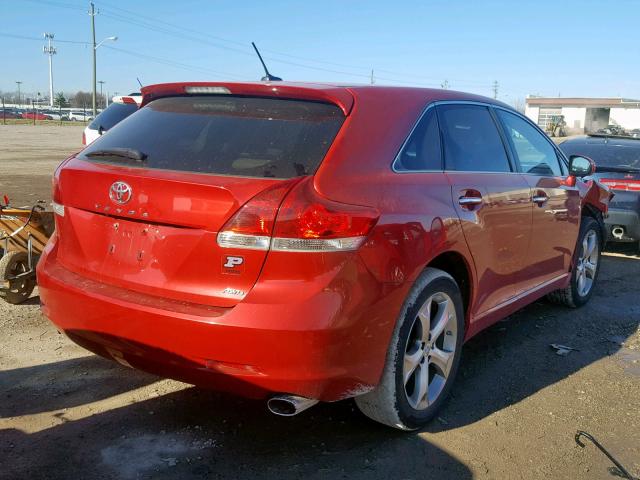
xmin=458 ymin=196 xmax=483 ymax=206
xmin=532 ymin=194 xmax=548 ymax=205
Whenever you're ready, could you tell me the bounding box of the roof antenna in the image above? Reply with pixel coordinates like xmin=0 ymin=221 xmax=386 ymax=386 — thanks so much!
xmin=251 ymin=42 xmax=282 ymax=82
xmin=136 ymin=77 xmax=144 ymax=88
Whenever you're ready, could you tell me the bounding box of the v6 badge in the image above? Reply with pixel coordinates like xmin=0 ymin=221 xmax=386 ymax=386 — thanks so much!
xmin=222 ymin=255 xmax=245 ymax=274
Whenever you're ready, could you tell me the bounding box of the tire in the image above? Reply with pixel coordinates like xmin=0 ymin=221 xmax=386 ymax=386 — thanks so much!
xmin=0 ymin=251 xmax=36 ymax=304
xmin=355 ymin=268 xmax=465 ymax=430
xmin=547 ymin=216 xmax=602 ymax=308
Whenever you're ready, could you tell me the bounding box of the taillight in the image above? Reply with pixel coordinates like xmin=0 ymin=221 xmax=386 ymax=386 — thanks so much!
xmin=51 ymin=170 xmax=64 ymax=217
xmin=217 ymin=177 xmax=379 ymax=253
xmin=271 ymin=177 xmax=379 ymax=251
xmin=51 ymin=155 xmax=75 ymax=218
xmin=82 ymin=131 xmax=86 ymax=145
xmin=216 ymin=180 xmax=299 ymax=250
xmin=600 ymin=178 xmax=640 ymax=191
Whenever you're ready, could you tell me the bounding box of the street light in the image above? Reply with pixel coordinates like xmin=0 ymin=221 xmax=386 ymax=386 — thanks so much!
xmin=98 ymin=80 xmax=105 ymax=108
xmin=95 ymin=36 xmax=117 ymax=49
xmin=15 ymin=81 xmax=22 ymax=109
xmin=92 ymin=34 xmax=117 ymax=115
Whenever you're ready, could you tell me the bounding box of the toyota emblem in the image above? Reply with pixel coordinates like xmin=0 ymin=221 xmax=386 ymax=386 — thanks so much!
xmin=109 ymin=181 xmax=132 ymax=205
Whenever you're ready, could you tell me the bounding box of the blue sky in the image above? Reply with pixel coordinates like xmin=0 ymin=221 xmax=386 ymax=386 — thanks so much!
xmin=1 ymin=0 xmax=638 ymax=104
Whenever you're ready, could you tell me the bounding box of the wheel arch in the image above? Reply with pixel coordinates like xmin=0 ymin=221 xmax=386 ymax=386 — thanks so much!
xmin=423 ymin=250 xmax=474 ymax=331
xmin=581 ymin=203 xmax=607 ymax=241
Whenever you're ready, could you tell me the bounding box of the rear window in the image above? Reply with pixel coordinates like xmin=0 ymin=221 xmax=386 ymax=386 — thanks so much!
xmin=79 ymin=96 xmax=345 ymax=179
xmin=560 ymin=140 xmax=640 ymax=169
xmin=89 ymin=102 xmax=138 ymax=130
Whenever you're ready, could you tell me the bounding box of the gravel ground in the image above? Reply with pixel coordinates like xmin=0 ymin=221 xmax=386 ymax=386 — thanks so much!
xmin=0 ymin=126 xmax=638 ymax=479
xmin=0 ymin=124 xmax=84 ymax=206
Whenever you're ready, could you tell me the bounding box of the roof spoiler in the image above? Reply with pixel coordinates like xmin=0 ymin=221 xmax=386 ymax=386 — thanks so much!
xmin=140 ymin=82 xmax=354 ymax=116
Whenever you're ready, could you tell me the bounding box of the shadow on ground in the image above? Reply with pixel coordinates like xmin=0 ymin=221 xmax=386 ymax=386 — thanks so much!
xmin=426 ymin=250 xmax=639 ymax=433
xmin=1 ymin=251 xmax=638 ymax=479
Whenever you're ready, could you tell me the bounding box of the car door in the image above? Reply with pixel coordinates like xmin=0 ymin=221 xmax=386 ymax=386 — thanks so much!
xmin=438 ymin=103 xmax=533 ymax=318
xmin=494 ymin=108 xmax=581 ymax=289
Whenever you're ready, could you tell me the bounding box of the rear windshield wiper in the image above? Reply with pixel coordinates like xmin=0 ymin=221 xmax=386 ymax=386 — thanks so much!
xmin=595 ymin=165 xmax=640 ymax=174
xmin=85 ymin=148 xmax=148 ymax=162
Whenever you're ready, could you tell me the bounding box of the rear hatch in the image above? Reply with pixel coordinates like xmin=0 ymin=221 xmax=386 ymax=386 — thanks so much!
xmin=55 ymin=93 xmax=346 ymax=307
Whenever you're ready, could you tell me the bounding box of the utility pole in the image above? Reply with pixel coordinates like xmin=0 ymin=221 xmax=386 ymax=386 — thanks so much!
xmin=43 ymin=33 xmax=57 ymax=107
xmin=98 ymin=80 xmax=105 ymax=108
xmin=15 ymin=81 xmax=22 ymax=109
xmin=90 ymin=2 xmax=97 ymax=116
xmin=492 ymin=80 xmax=499 ymax=99
xmin=370 ymin=69 xmax=375 ymax=85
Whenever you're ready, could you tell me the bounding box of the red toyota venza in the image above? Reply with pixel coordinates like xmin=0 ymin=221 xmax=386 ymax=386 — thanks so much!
xmin=38 ymin=82 xmax=610 ymax=430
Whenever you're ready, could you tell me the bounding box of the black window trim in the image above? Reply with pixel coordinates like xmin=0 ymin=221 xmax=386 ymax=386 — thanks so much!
xmin=435 ymin=101 xmax=516 ymax=174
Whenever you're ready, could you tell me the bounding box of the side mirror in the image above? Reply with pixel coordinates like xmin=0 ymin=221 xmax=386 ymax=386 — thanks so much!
xmin=569 ymin=155 xmax=596 ymax=177
xmin=98 ymin=125 xmax=104 ymax=135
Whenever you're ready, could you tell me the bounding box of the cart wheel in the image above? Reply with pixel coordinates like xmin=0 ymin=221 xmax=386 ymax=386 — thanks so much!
xmin=0 ymin=251 xmax=36 ymax=304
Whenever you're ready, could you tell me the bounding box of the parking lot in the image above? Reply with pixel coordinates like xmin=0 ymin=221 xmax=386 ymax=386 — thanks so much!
xmin=0 ymin=125 xmax=639 ymax=479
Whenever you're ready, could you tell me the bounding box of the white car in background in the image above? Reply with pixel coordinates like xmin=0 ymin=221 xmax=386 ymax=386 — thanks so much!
xmin=82 ymin=94 xmax=141 ymax=145
xmin=68 ymin=110 xmax=94 ymax=122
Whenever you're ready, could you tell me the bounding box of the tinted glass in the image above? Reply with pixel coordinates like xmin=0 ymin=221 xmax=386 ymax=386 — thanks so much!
xmin=560 ymin=140 xmax=640 ymax=169
xmin=395 ymin=107 xmax=442 ymax=171
xmin=497 ymin=110 xmax=562 ymax=176
xmin=438 ymin=104 xmax=511 ymax=172
xmin=89 ymin=102 xmax=138 ymax=130
xmin=80 ymin=96 xmax=345 ymax=178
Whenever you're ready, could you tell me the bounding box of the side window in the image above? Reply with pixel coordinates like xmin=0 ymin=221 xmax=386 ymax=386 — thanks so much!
xmin=437 ymin=104 xmax=512 ymax=172
xmin=395 ymin=107 xmax=442 ymax=171
xmin=496 ymin=109 xmax=563 ymax=176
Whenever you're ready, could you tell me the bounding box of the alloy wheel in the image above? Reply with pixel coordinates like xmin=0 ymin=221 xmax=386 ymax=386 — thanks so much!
xmin=403 ymin=292 xmax=458 ymax=410
xmin=576 ymin=229 xmax=598 ymax=297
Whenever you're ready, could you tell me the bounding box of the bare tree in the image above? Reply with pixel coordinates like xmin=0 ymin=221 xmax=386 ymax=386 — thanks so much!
xmin=510 ymin=97 xmax=526 ymax=114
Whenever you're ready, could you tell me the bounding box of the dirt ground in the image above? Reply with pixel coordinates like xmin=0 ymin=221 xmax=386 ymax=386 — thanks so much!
xmin=0 ymin=124 xmax=84 ymax=206
xmin=0 ymin=126 xmax=639 ymax=479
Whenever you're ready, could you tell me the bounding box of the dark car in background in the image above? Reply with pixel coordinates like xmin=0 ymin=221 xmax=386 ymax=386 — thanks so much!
xmin=1 ymin=109 xmax=21 ymax=119
xmin=561 ymin=134 xmax=640 ymax=248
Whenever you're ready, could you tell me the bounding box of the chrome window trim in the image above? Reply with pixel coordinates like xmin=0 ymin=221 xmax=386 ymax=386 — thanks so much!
xmin=391 ymin=98 xmax=571 ymax=177
xmin=435 ymin=101 xmax=516 ymax=174
xmin=391 ymin=102 xmax=444 ymax=174
xmin=491 ymin=105 xmax=568 ymax=177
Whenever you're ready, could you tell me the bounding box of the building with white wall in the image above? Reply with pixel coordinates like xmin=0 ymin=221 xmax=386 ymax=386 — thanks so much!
xmin=525 ymin=97 xmax=640 ymax=135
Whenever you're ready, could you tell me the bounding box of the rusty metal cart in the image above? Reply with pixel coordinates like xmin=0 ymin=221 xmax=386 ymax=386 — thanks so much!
xmin=0 ymin=200 xmax=54 ymax=304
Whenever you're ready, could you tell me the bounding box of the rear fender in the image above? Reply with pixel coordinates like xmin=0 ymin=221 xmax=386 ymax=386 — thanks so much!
xmin=579 ymin=177 xmax=612 ymax=240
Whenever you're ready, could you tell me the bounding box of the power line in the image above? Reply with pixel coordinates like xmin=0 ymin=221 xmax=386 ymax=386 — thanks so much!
xmin=15 ymin=0 xmax=495 ymax=90
xmin=96 ymin=1 xmax=493 ymax=87
xmin=0 ymin=32 xmax=89 ymax=45
xmin=101 ymin=45 xmax=246 ymax=80
xmin=74 ymin=1 xmax=484 ymax=87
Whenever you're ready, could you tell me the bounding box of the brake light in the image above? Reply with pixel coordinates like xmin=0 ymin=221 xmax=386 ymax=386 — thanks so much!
xmin=217 ymin=177 xmax=379 ymax=252
xmin=184 ymin=86 xmax=231 ymax=95
xmin=82 ymin=131 xmax=86 ymax=145
xmin=51 ymin=171 xmax=64 ymax=217
xmin=217 ymin=180 xmax=299 ymax=250
xmin=121 ymin=96 xmax=137 ymax=104
xmin=271 ymin=177 xmax=379 ymax=252
xmin=600 ymin=178 xmax=640 ymax=191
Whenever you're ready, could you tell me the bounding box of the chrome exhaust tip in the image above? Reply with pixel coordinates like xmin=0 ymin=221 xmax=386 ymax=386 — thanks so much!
xmin=612 ymin=226 xmax=625 ymax=240
xmin=267 ymin=394 xmax=319 ymax=416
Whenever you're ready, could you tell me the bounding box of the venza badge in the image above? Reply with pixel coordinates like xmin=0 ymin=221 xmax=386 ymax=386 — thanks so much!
xmin=109 ymin=181 xmax=132 ymax=205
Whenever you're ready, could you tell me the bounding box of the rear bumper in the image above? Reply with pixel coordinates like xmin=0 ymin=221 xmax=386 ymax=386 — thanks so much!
xmin=37 ymin=237 xmax=402 ymax=402
xmin=605 ymin=208 xmax=640 ymax=242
